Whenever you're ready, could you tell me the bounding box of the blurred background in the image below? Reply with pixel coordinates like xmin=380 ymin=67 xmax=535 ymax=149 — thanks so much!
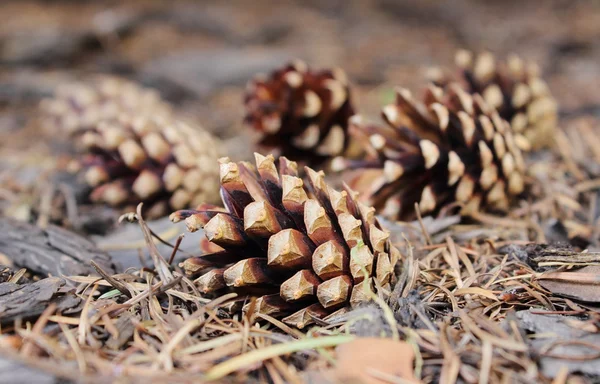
xmin=1 ymin=0 xmax=599 ymax=207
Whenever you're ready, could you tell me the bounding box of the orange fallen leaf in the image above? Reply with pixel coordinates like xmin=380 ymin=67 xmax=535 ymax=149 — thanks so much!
xmin=333 ymin=337 xmax=416 ymax=384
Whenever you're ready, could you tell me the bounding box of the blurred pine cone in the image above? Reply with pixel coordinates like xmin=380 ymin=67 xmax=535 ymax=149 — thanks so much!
xmin=40 ymin=75 xmax=173 ymax=135
xmin=78 ymin=116 xmax=220 ymax=218
xmin=334 ymin=84 xmax=527 ymax=220
xmin=40 ymin=77 xmax=220 ymax=219
xmin=170 ymin=154 xmax=401 ymax=328
xmin=428 ymin=50 xmax=557 ymax=150
xmin=244 ymin=61 xmax=355 ymax=166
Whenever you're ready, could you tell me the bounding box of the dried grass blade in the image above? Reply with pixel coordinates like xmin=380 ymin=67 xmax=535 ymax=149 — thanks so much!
xmin=178 ymin=333 xmax=243 ymax=356
xmin=21 ymin=303 xmax=57 ymax=356
xmin=135 ymin=203 xmax=174 ymax=283
xmin=458 ymin=310 xmax=527 ymax=352
xmin=454 ymin=287 xmax=499 ymax=302
xmin=205 ymin=335 xmax=355 ymax=380
xmin=58 ymin=322 xmax=87 ymax=373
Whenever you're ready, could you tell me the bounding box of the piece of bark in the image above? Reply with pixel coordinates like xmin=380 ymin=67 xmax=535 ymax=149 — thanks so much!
xmin=0 ymin=349 xmax=82 ymax=384
xmin=0 ymin=356 xmax=65 ymax=384
xmin=0 ymin=218 xmax=115 ymax=277
xmin=0 ymin=277 xmax=81 ymax=326
xmin=105 ymin=311 xmax=137 ymax=350
xmin=515 ymin=309 xmax=600 ymax=378
xmin=537 ymin=265 xmax=600 ymax=303
xmin=526 ymin=244 xmax=600 ymax=268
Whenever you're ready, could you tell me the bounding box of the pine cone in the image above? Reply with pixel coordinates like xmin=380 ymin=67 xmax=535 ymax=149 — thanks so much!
xmin=428 ymin=50 xmax=557 ymax=150
xmin=244 ymin=61 xmax=355 ymax=166
xmin=334 ymin=84 xmax=527 ymax=220
xmin=40 ymin=75 xmax=173 ymax=135
xmin=170 ymin=154 xmax=401 ymax=328
xmin=41 ymin=77 xmax=220 ymax=219
xmin=78 ymin=116 xmax=221 ymax=218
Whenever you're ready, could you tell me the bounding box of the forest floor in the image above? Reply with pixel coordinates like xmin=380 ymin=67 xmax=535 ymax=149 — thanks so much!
xmin=1 ymin=1 xmax=600 ymax=383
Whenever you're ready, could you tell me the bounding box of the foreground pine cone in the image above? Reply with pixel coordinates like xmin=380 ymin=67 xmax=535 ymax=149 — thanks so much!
xmin=41 ymin=77 xmax=220 ymax=219
xmin=334 ymin=84 xmax=527 ymax=220
xmin=170 ymin=154 xmax=401 ymax=328
xmin=428 ymin=50 xmax=557 ymax=150
xmin=40 ymin=75 xmax=173 ymax=135
xmin=244 ymin=61 xmax=354 ymax=166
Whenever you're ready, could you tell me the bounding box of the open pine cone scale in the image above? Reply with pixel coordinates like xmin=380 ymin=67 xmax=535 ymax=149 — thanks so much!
xmin=429 ymin=50 xmax=557 ymax=150
xmin=337 ymin=83 xmax=527 ymax=220
xmin=171 ymin=154 xmax=401 ymax=328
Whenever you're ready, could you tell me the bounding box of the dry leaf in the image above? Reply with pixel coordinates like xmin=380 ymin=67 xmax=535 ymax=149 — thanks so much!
xmin=333 ymin=338 xmax=416 ymax=384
